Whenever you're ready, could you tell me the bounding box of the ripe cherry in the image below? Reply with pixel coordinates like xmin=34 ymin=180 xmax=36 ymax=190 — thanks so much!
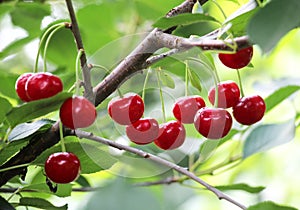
xmin=60 ymin=96 xmax=97 ymax=129
xmin=26 ymin=72 xmax=63 ymax=101
xmin=218 ymin=46 xmax=253 ymax=69
xmin=194 ymin=107 xmax=232 ymax=139
xmin=108 ymin=93 xmax=144 ymax=125
xmin=154 ymin=121 xmax=186 ymax=150
xmin=126 ymin=118 xmax=159 ymax=145
xmin=15 ymin=73 xmax=34 ymax=102
xmin=233 ymin=95 xmax=266 ymax=125
xmin=172 ymin=96 xmax=206 ymax=124
xmin=208 ymin=81 xmax=240 ymax=108
xmin=45 ymin=152 xmax=80 ymax=184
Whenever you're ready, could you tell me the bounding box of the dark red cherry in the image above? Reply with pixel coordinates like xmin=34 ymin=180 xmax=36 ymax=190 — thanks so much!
xmin=126 ymin=118 xmax=159 ymax=145
xmin=194 ymin=107 xmax=232 ymax=139
xmin=15 ymin=73 xmax=34 ymax=102
xmin=25 ymin=72 xmax=63 ymax=101
xmin=208 ymin=81 xmax=240 ymax=108
xmin=172 ymin=96 xmax=206 ymax=124
xmin=60 ymin=96 xmax=97 ymax=129
xmin=45 ymin=152 xmax=80 ymax=184
xmin=218 ymin=46 xmax=253 ymax=69
xmin=154 ymin=121 xmax=186 ymax=150
xmin=108 ymin=93 xmax=144 ymax=125
xmin=233 ymin=95 xmax=266 ymax=125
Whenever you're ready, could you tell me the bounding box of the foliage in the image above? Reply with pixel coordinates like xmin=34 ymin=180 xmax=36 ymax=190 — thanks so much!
xmin=0 ymin=0 xmax=300 ymax=209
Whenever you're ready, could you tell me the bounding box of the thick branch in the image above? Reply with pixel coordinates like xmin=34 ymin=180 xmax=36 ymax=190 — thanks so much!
xmin=75 ymin=130 xmax=247 ymax=210
xmin=65 ymin=0 xmax=94 ymax=102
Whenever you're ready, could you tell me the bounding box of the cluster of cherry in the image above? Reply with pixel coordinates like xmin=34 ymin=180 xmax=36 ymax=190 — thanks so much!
xmin=107 ymin=46 xmax=266 ymax=151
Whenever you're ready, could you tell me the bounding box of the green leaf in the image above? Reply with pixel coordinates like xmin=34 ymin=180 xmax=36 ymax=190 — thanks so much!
xmin=0 ymin=141 xmax=28 ymax=165
xmin=0 ymin=36 xmax=36 ymax=59
xmin=188 ymin=68 xmax=202 ymax=92
xmin=215 ymin=183 xmax=265 ymax=194
xmin=17 ymin=197 xmax=67 ymax=210
xmin=159 ymin=70 xmax=175 ymax=89
xmin=0 ymin=196 xmax=15 ymax=210
xmin=8 ymin=119 xmax=55 ymax=142
xmin=33 ymin=142 xmax=117 ymax=174
xmin=0 ymin=71 xmax=18 ymax=99
xmin=0 ymin=97 xmax=12 ymax=124
xmin=265 ymin=85 xmax=300 ymax=113
xmin=10 ymin=2 xmax=51 ymax=36
xmin=248 ymin=0 xmax=300 ymax=53
xmin=248 ymin=201 xmax=298 ymax=210
xmin=6 ymin=92 xmax=72 ymax=128
xmin=0 ymin=2 xmax=14 ymax=18
xmin=22 ymin=183 xmax=72 ymax=198
xmin=76 ymin=175 xmax=91 ymax=187
xmin=243 ymin=119 xmax=296 ymax=158
xmin=153 ymin=13 xmax=218 ymax=30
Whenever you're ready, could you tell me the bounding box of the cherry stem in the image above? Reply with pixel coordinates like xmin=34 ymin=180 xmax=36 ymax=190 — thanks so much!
xmin=59 ymin=122 xmax=66 ymax=153
xmin=184 ymin=61 xmax=189 ymax=97
xmin=42 ymin=24 xmax=65 ymax=73
xmin=142 ymin=69 xmax=150 ymax=102
xmin=0 ymin=163 xmax=30 ymax=173
xmin=34 ymin=23 xmax=65 ymax=73
xmin=211 ymin=0 xmax=227 ymax=20
xmin=236 ymin=70 xmax=245 ymax=97
xmin=75 ymin=49 xmax=84 ymax=96
xmin=156 ymin=69 xmax=167 ymax=123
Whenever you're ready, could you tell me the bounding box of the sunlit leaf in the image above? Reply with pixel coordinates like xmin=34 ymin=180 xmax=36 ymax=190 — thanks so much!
xmin=159 ymin=70 xmax=175 ymax=89
xmin=0 ymin=97 xmax=12 ymax=124
xmin=188 ymin=68 xmax=202 ymax=92
xmin=243 ymin=119 xmax=296 ymax=158
xmin=248 ymin=201 xmax=297 ymax=210
xmin=22 ymin=183 xmax=72 ymax=198
xmin=215 ymin=183 xmax=265 ymax=194
xmin=17 ymin=197 xmax=67 ymax=210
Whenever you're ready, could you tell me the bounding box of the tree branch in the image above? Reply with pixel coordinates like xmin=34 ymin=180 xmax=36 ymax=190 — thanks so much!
xmin=75 ymin=130 xmax=247 ymax=210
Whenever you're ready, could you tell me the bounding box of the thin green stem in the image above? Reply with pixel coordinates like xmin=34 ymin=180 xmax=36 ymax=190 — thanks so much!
xmin=211 ymin=0 xmax=227 ymax=20
xmin=185 ymin=61 xmax=189 ymax=97
xmin=236 ymin=70 xmax=245 ymax=97
xmin=0 ymin=164 xmax=30 ymax=173
xmin=156 ymin=69 xmax=166 ymax=122
xmin=142 ymin=69 xmax=151 ymax=102
xmin=59 ymin=122 xmax=66 ymax=152
xmin=34 ymin=23 xmax=64 ymax=73
xmin=42 ymin=24 xmax=65 ymax=73
xmin=75 ymin=49 xmax=84 ymax=96
xmin=7 ymin=187 xmax=23 ymax=201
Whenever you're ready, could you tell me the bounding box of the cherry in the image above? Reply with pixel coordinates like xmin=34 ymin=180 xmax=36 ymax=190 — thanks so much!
xmin=108 ymin=93 xmax=144 ymax=125
xmin=45 ymin=152 xmax=80 ymax=184
xmin=208 ymin=81 xmax=240 ymax=108
xmin=218 ymin=46 xmax=253 ymax=69
xmin=233 ymin=95 xmax=266 ymax=125
xmin=60 ymin=96 xmax=97 ymax=129
xmin=172 ymin=96 xmax=206 ymax=124
xmin=15 ymin=73 xmax=34 ymax=102
xmin=126 ymin=118 xmax=159 ymax=145
xmin=154 ymin=121 xmax=186 ymax=150
xmin=26 ymin=72 xmax=63 ymax=101
xmin=194 ymin=107 xmax=232 ymax=139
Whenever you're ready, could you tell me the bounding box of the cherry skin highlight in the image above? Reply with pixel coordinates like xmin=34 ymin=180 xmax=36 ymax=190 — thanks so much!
xmin=60 ymin=96 xmax=97 ymax=129
xmin=194 ymin=107 xmax=232 ymax=139
xmin=218 ymin=46 xmax=253 ymax=69
xmin=15 ymin=73 xmax=34 ymax=102
xmin=172 ymin=95 xmax=206 ymax=124
xmin=233 ymin=95 xmax=266 ymax=125
xmin=126 ymin=118 xmax=159 ymax=145
xmin=208 ymin=81 xmax=240 ymax=108
xmin=154 ymin=121 xmax=186 ymax=150
xmin=108 ymin=93 xmax=144 ymax=125
xmin=45 ymin=152 xmax=80 ymax=184
xmin=25 ymin=72 xmax=63 ymax=101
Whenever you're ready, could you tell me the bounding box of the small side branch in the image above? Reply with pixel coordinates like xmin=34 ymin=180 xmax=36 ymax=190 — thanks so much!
xmin=75 ymin=130 xmax=247 ymax=210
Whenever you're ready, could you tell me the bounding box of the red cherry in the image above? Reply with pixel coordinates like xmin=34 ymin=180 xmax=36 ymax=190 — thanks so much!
xmin=15 ymin=73 xmax=34 ymax=102
xmin=218 ymin=46 xmax=253 ymax=69
xmin=60 ymin=96 xmax=97 ymax=129
xmin=194 ymin=107 xmax=232 ymax=139
xmin=154 ymin=121 xmax=186 ymax=150
xmin=126 ymin=118 xmax=159 ymax=145
xmin=208 ymin=81 xmax=240 ymax=108
xmin=108 ymin=93 xmax=144 ymax=125
xmin=45 ymin=152 xmax=80 ymax=184
xmin=172 ymin=96 xmax=206 ymax=124
xmin=25 ymin=72 xmax=63 ymax=101
xmin=233 ymin=95 xmax=266 ymax=125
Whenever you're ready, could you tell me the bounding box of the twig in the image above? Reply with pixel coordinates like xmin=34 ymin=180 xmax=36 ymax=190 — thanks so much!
xmin=65 ymin=0 xmax=94 ymax=102
xmin=75 ymin=130 xmax=247 ymax=210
